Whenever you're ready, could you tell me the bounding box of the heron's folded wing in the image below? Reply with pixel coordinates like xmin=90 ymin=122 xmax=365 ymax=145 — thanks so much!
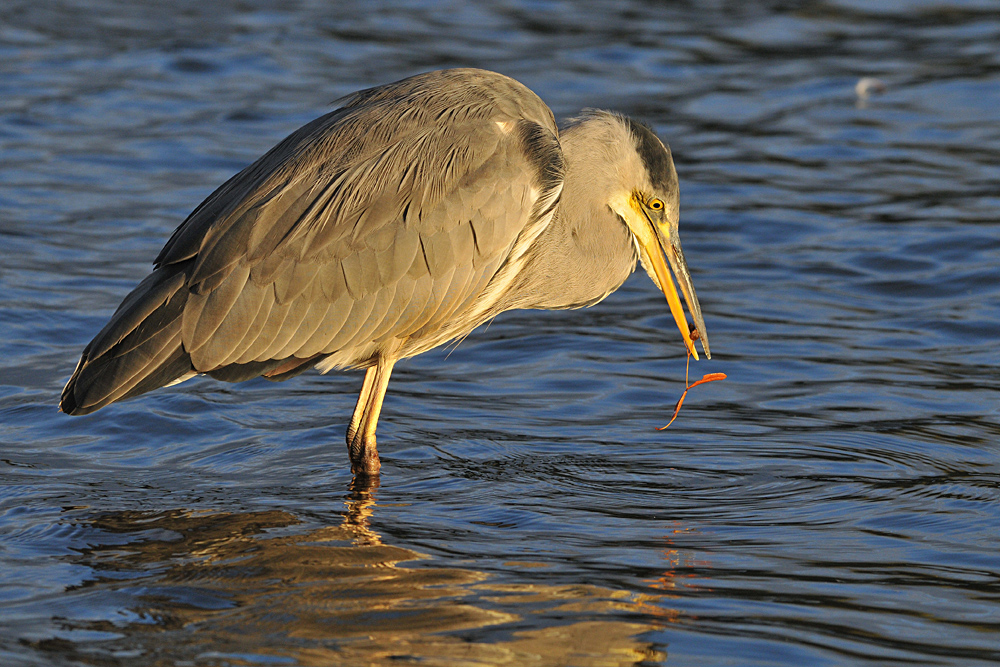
xmin=153 ymin=73 xmax=563 ymax=373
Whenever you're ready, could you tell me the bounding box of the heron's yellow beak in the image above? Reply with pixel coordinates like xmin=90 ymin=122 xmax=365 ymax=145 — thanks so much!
xmin=612 ymin=195 xmax=710 ymax=360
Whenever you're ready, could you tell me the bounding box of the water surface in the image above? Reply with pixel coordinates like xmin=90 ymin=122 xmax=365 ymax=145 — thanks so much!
xmin=2 ymin=1 xmax=999 ymax=665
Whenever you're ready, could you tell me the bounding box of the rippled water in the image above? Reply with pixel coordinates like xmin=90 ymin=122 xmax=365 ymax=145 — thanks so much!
xmin=2 ymin=1 xmax=1000 ymax=665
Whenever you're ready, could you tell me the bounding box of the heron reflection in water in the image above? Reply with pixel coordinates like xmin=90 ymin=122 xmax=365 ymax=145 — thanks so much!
xmin=61 ymin=68 xmax=711 ymax=475
xmin=64 ymin=480 xmax=671 ymax=664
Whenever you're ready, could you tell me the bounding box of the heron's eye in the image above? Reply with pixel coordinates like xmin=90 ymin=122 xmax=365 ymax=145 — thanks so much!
xmin=649 ymin=198 xmax=664 ymax=211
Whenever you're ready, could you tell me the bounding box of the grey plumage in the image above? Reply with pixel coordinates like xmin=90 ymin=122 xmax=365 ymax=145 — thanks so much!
xmin=61 ymin=68 xmax=710 ymax=476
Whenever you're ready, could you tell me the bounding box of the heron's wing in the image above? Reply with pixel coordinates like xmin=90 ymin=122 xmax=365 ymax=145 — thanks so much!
xmin=155 ymin=70 xmax=564 ymax=373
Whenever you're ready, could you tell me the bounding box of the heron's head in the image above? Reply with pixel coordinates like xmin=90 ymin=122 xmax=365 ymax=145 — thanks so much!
xmin=601 ymin=115 xmax=710 ymax=360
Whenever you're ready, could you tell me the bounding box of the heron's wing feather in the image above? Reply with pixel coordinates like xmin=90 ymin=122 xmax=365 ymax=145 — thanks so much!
xmin=155 ymin=71 xmax=562 ymax=372
xmin=298 ymin=119 xmax=560 ymax=370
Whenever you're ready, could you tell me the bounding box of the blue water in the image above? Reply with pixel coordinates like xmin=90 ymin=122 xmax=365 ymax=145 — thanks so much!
xmin=2 ymin=1 xmax=999 ymax=665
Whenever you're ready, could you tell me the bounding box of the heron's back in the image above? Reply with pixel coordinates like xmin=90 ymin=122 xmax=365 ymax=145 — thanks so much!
xmin=61 ymin=69 xmax=565 ymax=415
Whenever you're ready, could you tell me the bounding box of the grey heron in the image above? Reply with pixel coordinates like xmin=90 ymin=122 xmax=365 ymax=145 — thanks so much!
xmin=61 ymin=68 xmax=711 ymax=476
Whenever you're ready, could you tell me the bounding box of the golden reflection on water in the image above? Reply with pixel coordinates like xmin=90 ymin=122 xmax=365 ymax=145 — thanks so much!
xmin=70 ymin=480 xmax=685 ymax=665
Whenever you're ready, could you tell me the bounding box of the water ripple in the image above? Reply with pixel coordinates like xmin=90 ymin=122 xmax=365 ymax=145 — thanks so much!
xmin=3 ymin=0 xmax=1000 ymax=665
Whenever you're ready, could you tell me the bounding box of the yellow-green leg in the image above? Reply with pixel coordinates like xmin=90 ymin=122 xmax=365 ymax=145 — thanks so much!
xmin=346 ymin=357 xmax=395 ymax=476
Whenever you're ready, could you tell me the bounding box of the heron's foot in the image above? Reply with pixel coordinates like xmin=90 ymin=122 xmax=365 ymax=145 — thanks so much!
xmin=348 ymin=432 xmax=381 ymax=476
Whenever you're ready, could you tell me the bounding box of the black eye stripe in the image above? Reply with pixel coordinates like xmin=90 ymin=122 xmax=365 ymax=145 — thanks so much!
xmin=624 ymin=118 xmax=677 ymax=194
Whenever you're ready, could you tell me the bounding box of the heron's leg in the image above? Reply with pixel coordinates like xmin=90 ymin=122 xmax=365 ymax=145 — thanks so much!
xmin=346 ymin=357 xmax=396 ymax=476
xmin=347 ymin=366 xmax=378 ymax=444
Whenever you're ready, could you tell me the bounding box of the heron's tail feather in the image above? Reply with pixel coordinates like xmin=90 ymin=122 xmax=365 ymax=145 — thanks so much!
xmin=60 ymin=263 xmax=195 ymax=415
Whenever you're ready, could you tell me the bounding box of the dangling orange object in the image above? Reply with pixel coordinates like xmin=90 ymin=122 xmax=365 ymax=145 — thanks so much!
xmin=656 ymin=331 xmax=725 ymax=431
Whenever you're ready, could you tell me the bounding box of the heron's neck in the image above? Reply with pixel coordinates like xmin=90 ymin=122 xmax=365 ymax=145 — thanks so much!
xmin=499 ymin=136 xmax=638 ymax=311
xmin=525 ymin=208 xmax=637 ymax=310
